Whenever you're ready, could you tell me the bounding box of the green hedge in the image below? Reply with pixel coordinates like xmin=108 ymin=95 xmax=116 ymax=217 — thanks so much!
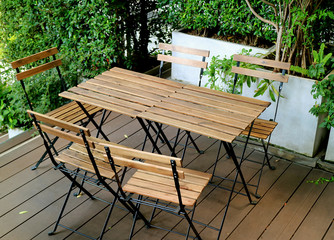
xmin=0 ymin=0 xmax=169 ymax=130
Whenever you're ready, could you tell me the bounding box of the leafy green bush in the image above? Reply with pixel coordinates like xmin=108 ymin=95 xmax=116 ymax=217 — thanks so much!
xmin=0 ymin=0 xmax=170 ymax=130
xmin=204 ymin=49 xmax=280 ymax=101
xmin=291 ymin=43 xmax=333 ymax=80
xmin=158 ymin=0 xmax=277 ymax=45
xmin=310 ymin=74 xmax=334 ymax=129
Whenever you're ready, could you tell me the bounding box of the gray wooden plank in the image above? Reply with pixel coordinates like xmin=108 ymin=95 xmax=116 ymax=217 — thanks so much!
xmin=260 ymin=168 xmax=332 ymax=240
xmin=226 ymin=163 xmax=311 ymax=240
xmin=292 ymin=181 xmax=334 ymax=240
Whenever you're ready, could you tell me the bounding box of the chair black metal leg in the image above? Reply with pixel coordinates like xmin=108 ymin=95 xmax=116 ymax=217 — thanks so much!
xmin=73 ymin=170 xmax=87 ymax=197
xmin=49 ymin=169 xmax=80 ymax=235
xmin=211 ymin=141 xmax=223 ymax=182
xmin=185 ymin=203 xmax=198 ymax=240
xmin=261 ymin=139 xmax=275 ymax=170
xmin=182 ymin=207 xmax=202 ymax=240
xmin=98 ymin=195 xmax=118 ymax=240
xmin=129 ymin=195 xmax=144 ymax=239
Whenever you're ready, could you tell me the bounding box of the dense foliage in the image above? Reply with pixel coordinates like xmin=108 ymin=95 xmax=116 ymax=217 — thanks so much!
xmin=158 ymin=0 xmax=277 ymax=46
xmin=0 ymin=0 xmax=169 ymax=130
xmin=159 ymin=0 xmax=333 ymax=68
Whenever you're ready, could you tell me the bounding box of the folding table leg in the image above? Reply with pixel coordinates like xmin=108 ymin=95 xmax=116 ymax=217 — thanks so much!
xmin=222 ymin=142 xmax=256 ymax=205
xmin=76 ymin=101 xmax=110 ymax=141
xmin=137 ymin=118 xmax=162 ymax=154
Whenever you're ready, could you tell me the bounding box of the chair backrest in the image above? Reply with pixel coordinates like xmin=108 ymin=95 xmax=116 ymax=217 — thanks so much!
xmin=157 ymin=43 xmax=210 ymax=87
xmin=102 ymin=142 xmax=184 ymax=178
xmin=10 ymin=47 xmax=64 ymax=111
xmin=27 ymin=110 xmax=94 ymax=148
xmin=231 ymin=54 xmax=291 ymax=121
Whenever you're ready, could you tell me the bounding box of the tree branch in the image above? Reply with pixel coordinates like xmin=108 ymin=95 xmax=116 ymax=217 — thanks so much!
xmin=244 ymin=0 xmax=278 ymax=31
xmin=260 ymin=0 xmax=277 ymax=16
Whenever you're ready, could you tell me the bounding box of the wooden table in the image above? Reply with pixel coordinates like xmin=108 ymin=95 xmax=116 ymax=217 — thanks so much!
xmin=60 ymin=67 xmax=271 ymax=239
xmin=59 ymin=67 xmax=184 ymax=151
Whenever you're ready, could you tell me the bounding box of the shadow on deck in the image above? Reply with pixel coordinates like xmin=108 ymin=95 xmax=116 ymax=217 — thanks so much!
xmin=1 ymin=112 xmax=333 ymax=240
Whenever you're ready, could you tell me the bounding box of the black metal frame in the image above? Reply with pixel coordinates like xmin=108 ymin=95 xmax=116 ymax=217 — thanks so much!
xmin=29 ymin=113 xmax=150 ymax=239
xmin=212 ymin=61 xmax=287 ymax=199
xmin=14 ymin=53 xmax=100 ymax=170
xmin=105 ymin=149 xmax=204 ymax=240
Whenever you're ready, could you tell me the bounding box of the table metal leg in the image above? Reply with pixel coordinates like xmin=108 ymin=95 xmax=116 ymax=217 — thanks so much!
xmin=76 ymin=101 xmax=110 ymax=141
xmin=137 ymin=118 xmax=162 ymax=154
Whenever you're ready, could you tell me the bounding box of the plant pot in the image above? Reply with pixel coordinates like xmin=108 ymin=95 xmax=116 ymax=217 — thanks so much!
xmin=171 ymin=30 xmax=275 ymax=86
xmin=8 ymin=128 xmax=25 ymax=139
xmin=242 ymin=74 xmax=329 ymax=157
xmin=325 ymin=127 xmax=334 ymax=162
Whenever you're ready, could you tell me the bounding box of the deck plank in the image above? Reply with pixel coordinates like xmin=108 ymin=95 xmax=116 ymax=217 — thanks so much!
xmin=0 ymin=99 xmax=332 ymax=240
xmin=225 ymin=163 xmax=311 ymax=240
xmin=291 ymin=180 xmax=334 ymax=240
xmin=260 ymin=168 xmax=332 ymax=240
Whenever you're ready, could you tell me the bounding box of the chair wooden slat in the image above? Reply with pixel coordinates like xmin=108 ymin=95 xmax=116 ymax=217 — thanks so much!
xmin=105 ymin=156 xmax=185 ymax=179
xmin=27 ymin=110 xmax=90 ymax=135
xmin=233 ymin=54 xmax=291 ymax=70
xmin=158 ymin=54 xmax=208 ymax=69
xmin=159 ymin=43 xmax=210 ymax=57
xmin=231 ymin=66 xmax=289 ymax=83
xmin=16 ymin=59 xmax=62 ymax=81
xmin=100 ymin=142 xmax=182 ymax=167
xmin=10 ymin=47 xmax=58 ymax=69
xmin=36 ymin=123 xmax=94 ymax=148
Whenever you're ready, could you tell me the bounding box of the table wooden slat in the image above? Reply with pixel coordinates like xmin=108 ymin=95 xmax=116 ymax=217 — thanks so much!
xmin=184 ymin=84 xmax=271 ymax=107
xmin=78 ymin=82 xmax=156 ymax=106
xmin=179 ymin=88 xmax=267 ymax=111
xmin=109 ymin=67 xmax=184 ymax=88
xmin=102 ymin=71 xmax=178 ymax=93
xmin=148 ymin=107 xmax=242 ymax=136
xmin=68 ymin=87 xmax=148 ymax=112
xmin=87 ymin=78 xmax=164 ymax=102
xmin=170 ymin=92 xmax=261 ymax=118
xmin=155 ymin=101 xmax=250 ymax=129
xmin=162 ymin=97 xmax=255 ymax=124
xmin=59 ymin=91 xmax=140 ymax=118
xmin=138 ymin=111 xmax=236 ymax=143
xmin=94 ymin=75 xmax=172 ymax=97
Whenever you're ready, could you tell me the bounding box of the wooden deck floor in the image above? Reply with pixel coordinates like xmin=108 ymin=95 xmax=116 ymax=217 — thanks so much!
xmin=1 ymin=112 xmax=333 ymax=240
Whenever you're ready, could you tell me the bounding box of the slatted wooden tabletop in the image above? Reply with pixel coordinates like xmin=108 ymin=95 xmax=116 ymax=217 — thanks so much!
xmin=59 ymin=67 xmax=184 ymax=118
xmin=138 ymin=85 xmax=271 ymax=143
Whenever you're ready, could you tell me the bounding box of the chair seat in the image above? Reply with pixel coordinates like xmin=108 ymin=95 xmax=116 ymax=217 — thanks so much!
xmin=46 ymin=101 xmax=102 ymax=124
xmin=241 ymin=118 xmax=278 ymax=140
xmin=123 ymin=168 xmax=211 ymax=207
xmin=56 ymin=144 xmax=121 ymax=179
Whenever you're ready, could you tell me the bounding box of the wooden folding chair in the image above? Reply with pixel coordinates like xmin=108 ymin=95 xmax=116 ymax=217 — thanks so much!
xmin=103 ymin=142 xmax=212 ymax=239
xmin=211 ymin=54 xmax=290 ymax=198
xmin=11 ymin=48 xmax=102 ymax=170
xmin=27 ymin=110 xmax=149 ymax=239
xmin=157 ymin=43 xmax=210 ymax=158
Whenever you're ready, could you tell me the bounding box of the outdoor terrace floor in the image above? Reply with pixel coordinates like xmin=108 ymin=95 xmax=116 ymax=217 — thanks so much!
xmin=1 ymin=111 xmax=334 ymax=240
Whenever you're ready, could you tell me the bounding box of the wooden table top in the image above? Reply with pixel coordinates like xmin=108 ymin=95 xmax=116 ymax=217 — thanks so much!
xmin=59 ymin=67 xmax=184 ymax=118
xmin=138 ymin=84 xmax=271 ymax=143
xmin=60 ymin=67 xmax=270 ymax=143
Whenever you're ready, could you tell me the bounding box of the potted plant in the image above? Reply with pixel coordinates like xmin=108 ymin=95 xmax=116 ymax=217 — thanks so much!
xmin=310 ymin=72 xmax=334 ymax=162
xmin=0 ymin=80 xmax=26 ymax=138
